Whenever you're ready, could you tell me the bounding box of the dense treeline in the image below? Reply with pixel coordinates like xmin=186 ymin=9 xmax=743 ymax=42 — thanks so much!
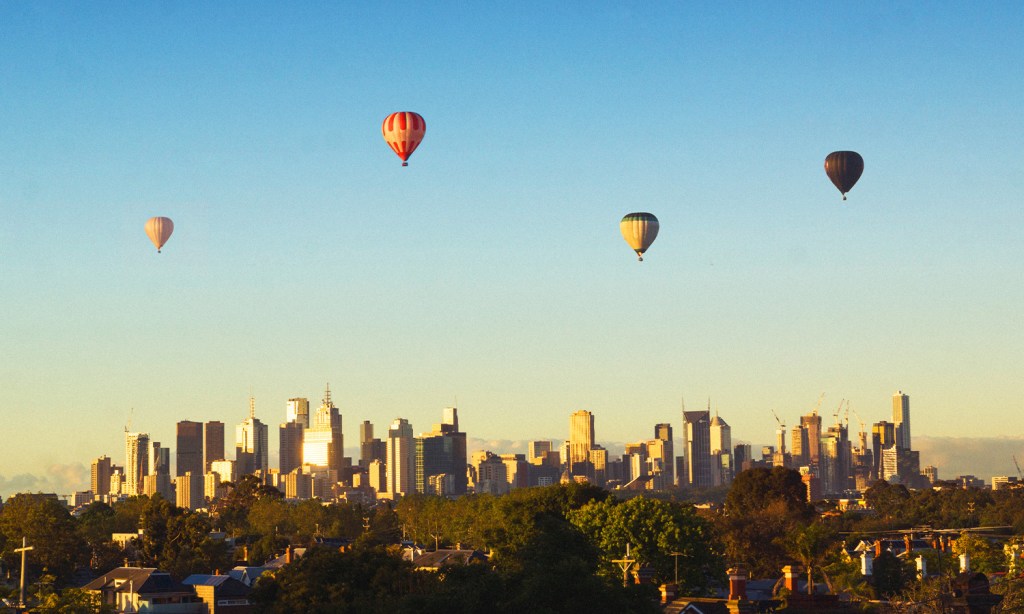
xmin=6 ymin=470 xmax=1024 ymax=610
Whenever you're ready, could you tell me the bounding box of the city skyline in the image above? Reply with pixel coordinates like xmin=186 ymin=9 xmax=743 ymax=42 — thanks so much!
xmin=1 ymin=4 xmax=1022 ymax=495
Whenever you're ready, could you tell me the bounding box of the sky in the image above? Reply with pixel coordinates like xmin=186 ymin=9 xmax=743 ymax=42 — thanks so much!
xmin=1 ymin=3 xmax=1022 ymax=498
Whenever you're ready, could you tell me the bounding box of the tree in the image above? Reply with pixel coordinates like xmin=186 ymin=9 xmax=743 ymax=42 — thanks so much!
xmin=569 ymin=496 xmax=724 ymax=593
xmin=779 ymin=522 xmax=839 ymax=594
xmin=872 ymin=550 xmax=917 ymax=599
xmin=0 ymin=494 xmax=87 ymax=584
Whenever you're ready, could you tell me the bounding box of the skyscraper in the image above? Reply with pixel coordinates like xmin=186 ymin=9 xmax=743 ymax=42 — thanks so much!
xmin=683 ymin=410 xmax=712 ymax=488
xmin=414 ymin=408 xmax=468 ymax=496
xmin=286 ymin=398 xmax=310 ymax=429
xmin=236 ymin=397 xmax=269 ymax=476
xmin=800 ymin=411 xmax=822 ymax=466
xmin=124 ymin=431 xmax=150 ymax=497
xmin=654 ymin=423 xmax=675 ymax=487
xmin=302 ymin=386 xmax=343 ymax=472
xmin=386 ymin=418 xmax=415 ymax=497
xmin=279 ymin=421 xmax=304 ymax=474
xmin=893 ymin=391 xmax=911 ymax=451
xmin=359 ymin=420 xmax=386 ymax=468
xmin=568 ymin=410 xmax=595 ymax=478
xmin=176 ymin=420 xmax=204 ymax=478
xmin=91 ymin=455 xmax=112 ymax=496
xmin=204 ymin=421 xmax=225 ymax=471
xmin=709 ymin=413 xmax=732 ymax=485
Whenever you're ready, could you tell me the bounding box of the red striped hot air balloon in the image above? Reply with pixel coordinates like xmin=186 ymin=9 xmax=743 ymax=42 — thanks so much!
xmin=382 ymin=112 xmax=426 ymax=166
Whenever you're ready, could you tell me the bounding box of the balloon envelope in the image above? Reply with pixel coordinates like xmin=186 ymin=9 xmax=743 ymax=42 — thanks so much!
xmin=824 ymin=151 xmax=864 ymax=200
xmin=620 ymin=212 xmax=659 ymax=261
xmin=145 ymin=217 xmax=174 ymax=252
xmin=382 ymin=112 xmax=426 ymax=166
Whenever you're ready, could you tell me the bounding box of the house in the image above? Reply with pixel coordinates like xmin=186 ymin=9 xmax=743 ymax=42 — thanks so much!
xmin=411 ymin=548 xmax=488 ymax=571
xmin=83 ymin=567 xmax=202 ymax=613
xmin=183 ymin=574 xmax=253 ymax=614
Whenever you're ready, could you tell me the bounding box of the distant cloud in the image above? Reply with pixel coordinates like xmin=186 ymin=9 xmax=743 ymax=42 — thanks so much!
xmin=0 ymin=463 xmax=88 ymax=500
xmin=915 ymin=436 xmax=1024 ymax=483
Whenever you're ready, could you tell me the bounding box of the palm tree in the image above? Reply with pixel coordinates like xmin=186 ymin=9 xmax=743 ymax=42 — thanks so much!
xmin=781 ymin=522 xmax=838 ymax=595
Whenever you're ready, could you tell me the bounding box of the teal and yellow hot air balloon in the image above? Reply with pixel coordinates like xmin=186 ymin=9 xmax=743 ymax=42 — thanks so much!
xmin=620 ymin=212 xmax=659 ymax=262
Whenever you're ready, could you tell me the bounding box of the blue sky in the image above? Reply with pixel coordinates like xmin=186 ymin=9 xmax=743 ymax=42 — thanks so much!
xmin=1 ymin=3 xmax=1022 ymax=496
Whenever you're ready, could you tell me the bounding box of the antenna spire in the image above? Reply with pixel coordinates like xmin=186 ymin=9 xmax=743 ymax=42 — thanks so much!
xmin=323 ymin=383 xmax=332 ymax=407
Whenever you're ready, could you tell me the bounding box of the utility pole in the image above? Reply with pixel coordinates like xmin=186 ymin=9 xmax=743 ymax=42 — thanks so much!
xmin=669 ymin=551 xmax=685 ymax=585
xmin=611 ymin=543 xmax=636 ymax=588
xmin=15 ymin=537 xmax=34 ymax=610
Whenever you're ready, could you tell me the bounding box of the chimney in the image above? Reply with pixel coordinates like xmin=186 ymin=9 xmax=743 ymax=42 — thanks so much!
xmin=960 ymin=552 xmax=971 ymax=573
xmin=782 ymin=565 xmax=799 ymax=593
xmin=861 ymin=550 xmax=874 ymax=576
xmin=728 ymin=567 xmax=749 ymax=600
xmin=286 ymin=545 xmax=294 ymax=564
xmin=904 ymin=535 xmax=912 ymax=555
xmin=660 ymin=583 xmax=678 ymax=603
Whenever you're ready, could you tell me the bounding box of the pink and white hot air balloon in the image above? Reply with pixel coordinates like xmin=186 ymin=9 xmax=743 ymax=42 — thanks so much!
xmin=382 ymin=112 xmax=426 ymax=166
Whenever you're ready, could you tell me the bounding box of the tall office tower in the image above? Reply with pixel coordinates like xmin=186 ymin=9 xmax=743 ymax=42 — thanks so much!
xmin=819 ymin=423 xmax=852 ymax=496
xmin=654 ymin=424 xmax=675 ymax=486
xmin=734 ymin=443 xmax=752 ymax=472
xmin=708 ymin=413 xmax=732 ymax=484
xmin=125 ymin=432 xmax=150 ymax=496
xmin=386 ymin=418 xmax=415 ymax=496
xmin=359 ymin=420 xmax=387 ymax=468
xmin=210 ymin=459 xmax=237 ymax=484
xmin=800 ymin=411 xmax=822 ymax=466
xmin=529 ymin=440 xmax=552 ymax=464
xmin=279 ymin=421 xmax=304 ymax=474
xmin=150 ymin=442 xmax=173 ymax=500
xmin=204 ymin=421 xmax=225 ymax=471
xmin=176 ymin=420 xmax=204 ymax=478
xmin=568 ymin=410 xmax=595 ymax=477
xmin=683 ymin=410 xmax=713 ymax=488
xmin=302 ymin=386 xmax=344 ymax=472
xmin=893 ymin=391 xmax=911 ymax=451
xmin=442 ymin=406 xmax=459 ymax=431
xmin=790 ymin=426 xmax=807 ymax=467
xmin=286 ymin=398 xmax=310 ymax=429
xmin=871 ymin=421 xmax=896 ymax=481
xmin=414 ymin=409 xmax=468 ymax=495
xmin=236 ymin=397 xmax=269 ymax=476
xmin=91 ymin=456 xmax=112 ymax=496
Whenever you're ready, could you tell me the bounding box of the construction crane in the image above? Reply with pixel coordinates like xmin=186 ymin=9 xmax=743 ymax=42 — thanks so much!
xmin=832 ymin=399 xmax=845 ymax=426
xmin=811 ymin=393 xmax=825 ymax=416
xmin=1014 ymin=456 xmax=1022 ymax=480
xmin=771 ymin=409 xmax=786 ymax=455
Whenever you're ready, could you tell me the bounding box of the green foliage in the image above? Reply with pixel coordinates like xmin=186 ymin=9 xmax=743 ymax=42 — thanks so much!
xmin=778 ymin=522 xmax=839 ymax=594
xmin=724 ymin=467 xmax=813 ymax=520
xmin=872 ymin=550 xmax=917 ymax=599
xmin=952 ymin=532 xmax=1006 ymax=574
xmin=569 ymin=496 xmax=724 ymax=593
xmin=0 ymin=494 xmax=87 ymax=584
xmin=35 ymin=586 xmax=116 ymax=614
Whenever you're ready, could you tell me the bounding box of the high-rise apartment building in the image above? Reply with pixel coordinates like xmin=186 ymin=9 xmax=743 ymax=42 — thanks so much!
xmin=236 ymin=397 xmax=269 ymax=476
xmin=286 ymin=398 xmax=310 ymax=429
xmin=125 ymin=432 xmax=150 ymax=497
xmin=91 ymin=456 xmax=112 ymax=496
xmin=871 ymin=421 xmax=896 ymax=481
xmin=893 ymin=391 xmax=911 ymax=451
xmin=302 ymin=386 xmax=344 ymax=473
xmin=683 ymin=410 xmax=712 ymax=488
xmin=386 ymin=418 xmax=415 ymax=497
xmin=204 ymin=421 xmax=224 ymax=471
xmin=176 ymin=421 xmax=204 ymax=478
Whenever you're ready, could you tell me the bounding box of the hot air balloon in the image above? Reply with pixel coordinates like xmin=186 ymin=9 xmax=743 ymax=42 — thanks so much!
xmin=382 ymin=112 xmax=426 ymax=166
xmin=824 ymin=151 xmax=864 ymax=200
xmin=620 ymin=212 xmax=659 ymax=262
xmin=145 ymin=217 xmax=174 ymax=253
